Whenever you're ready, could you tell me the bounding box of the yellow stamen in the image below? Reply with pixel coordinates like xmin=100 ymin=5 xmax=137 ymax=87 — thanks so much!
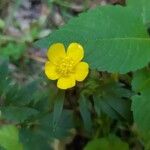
xmin=56 ymin=57 xmax=74 ymax=77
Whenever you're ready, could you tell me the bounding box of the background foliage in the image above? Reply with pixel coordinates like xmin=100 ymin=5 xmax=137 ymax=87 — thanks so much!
xmin=1 ymin=0 xmax=150 ymax=149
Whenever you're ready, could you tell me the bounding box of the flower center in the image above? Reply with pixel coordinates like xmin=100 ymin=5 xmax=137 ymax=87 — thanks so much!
xmin=56 ymin=56 xmax=74 ymax=77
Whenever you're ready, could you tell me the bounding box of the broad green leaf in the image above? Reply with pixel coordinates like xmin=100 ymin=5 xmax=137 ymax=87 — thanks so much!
xmin=1 ymin=106 xmax=39 ymax=123
xmin=93 ymin=81 xmax=132 ymax=121
xmin=132 ymin=69 xmax=150 ymax=139
xmin=35 ymin=4 xmax=150 ymax=73
xmin=79 ymin=95 xmax=92 ymax=134
xmin=0 ymin=125 xmax=23 ymax=150
xmin=84 ymin=135 xmax=129 ymax=150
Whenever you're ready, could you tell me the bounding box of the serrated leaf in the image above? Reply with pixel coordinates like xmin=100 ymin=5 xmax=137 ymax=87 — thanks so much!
xmin=0 ymin=125 xmax=23 ymax=150
xmin=84 ymin=135 xmax=129 ymax=150
xmin=93 ymin=81 xmax=132 ymax=121
xmin=35 ymin=4 xmax=150 ymax=73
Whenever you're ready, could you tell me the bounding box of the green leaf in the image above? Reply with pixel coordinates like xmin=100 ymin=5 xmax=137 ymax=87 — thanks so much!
xmin=20 ymin=128 xmax=52 ymax=150
xmin=53 ymin=90 xmax=65 ymax=128
xmin=84 ymin=135 xmax=129 ymax=150
xmin=132 ymin=68 xmax=150 ymax=92
xmin=35 ymin=4 xmax=150 ymax=73
xmin=1 ymin=106 xmax=39 ymax=123
xmin=10 ymin=81 xmax=38 ymax=106
xmin=39 ymin=110 xmax=74 ymax=139
xmin=127 ymin=0 xmax=150 ymax=25
xmin=79 ymin=95 xmax=92 ymax=134
xmin=0 ymin=125 xmax=23 ymax=150
xmin=33 ymin=89 xmax=55 ymax=112
xmin=93 ymin=81 xmax=132 ymax=121
xmin=132 ymin=69 xmax=150 ymax=139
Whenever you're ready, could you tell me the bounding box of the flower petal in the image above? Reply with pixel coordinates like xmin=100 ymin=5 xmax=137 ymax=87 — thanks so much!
xmin=75 ymin=62 xmax=89 ymax=81
xmin=45 ymin=61 xmax=59 ymax=80
xmin=67 ymin=43 xmax=84 ymax=64
xmin=47 ymin=43 xmax=66 ymax=64
xmin=57 ymin=75 xmax=76 ymax=89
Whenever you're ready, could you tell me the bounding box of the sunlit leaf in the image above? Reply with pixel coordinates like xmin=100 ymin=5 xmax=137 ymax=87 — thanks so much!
xmin=0 ymin=125 xmax=23 ymax=150
xmin=84 ymin=135 xmax=129 ymax=150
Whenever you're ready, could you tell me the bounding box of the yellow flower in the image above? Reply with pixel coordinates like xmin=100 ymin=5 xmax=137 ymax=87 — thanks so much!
xmin=45 ymin=43 xmax=89 ymax=90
